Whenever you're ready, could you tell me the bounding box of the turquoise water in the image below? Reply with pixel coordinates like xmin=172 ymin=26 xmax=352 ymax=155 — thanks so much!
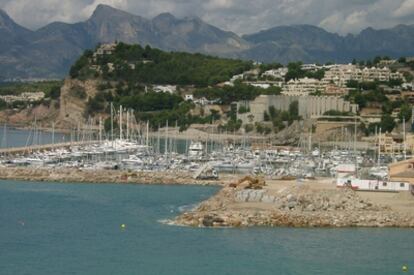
xmin=0 ymin=180 xmax=413 ymax=275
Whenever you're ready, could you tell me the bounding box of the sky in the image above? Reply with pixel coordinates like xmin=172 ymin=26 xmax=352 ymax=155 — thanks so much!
xmin=1 ymin=0 xmax=414 ymax=35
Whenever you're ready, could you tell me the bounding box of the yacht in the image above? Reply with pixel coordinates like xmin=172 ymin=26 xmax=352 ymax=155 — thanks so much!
xmin=188 ymin=141 xmax=204 ymax=158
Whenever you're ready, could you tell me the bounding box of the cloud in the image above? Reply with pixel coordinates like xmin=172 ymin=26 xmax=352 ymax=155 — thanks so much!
xmin=0 ymin=0 xmax=413 ymax=34
xmin=393 ymin=0 xmax=414 ymax=17
xmin=203 ymin=0 xmax=234 ymax=10
xmin=319 ymin=13 xmax=343 ymax=32
xmin=320 ymin=10 xmax=368 ymax=34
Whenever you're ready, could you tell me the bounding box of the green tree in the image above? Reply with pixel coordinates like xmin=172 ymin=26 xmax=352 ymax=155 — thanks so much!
xmin=288 ymin=101 xmax=299 ymax=117
xmin=398 ymin=104 xmax=412 ymax=122
xmin=398 ymin=57 xmax=407 ymax=64
xmin=285 ymin=62 xmax=304 ymax=81
xmin=0 ymin=99 xmax=7 ymax=110
xmin=380 ymin=114 xmax=396 ymax=133
xmin=49 ymin=85 xmax=61 ymax=99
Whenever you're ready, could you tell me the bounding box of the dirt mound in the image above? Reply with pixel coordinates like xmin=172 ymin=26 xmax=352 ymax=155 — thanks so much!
xmin=229 ymin=176 xmax=266 ymax=189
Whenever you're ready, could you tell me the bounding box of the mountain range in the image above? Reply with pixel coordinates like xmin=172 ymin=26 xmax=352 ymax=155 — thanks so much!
xmin=1 ymin=4 xmax=414 ymax=80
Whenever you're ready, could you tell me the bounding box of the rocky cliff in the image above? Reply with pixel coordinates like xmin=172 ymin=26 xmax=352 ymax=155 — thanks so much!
xmin=58 ymin=78 xmax=99 ymax=128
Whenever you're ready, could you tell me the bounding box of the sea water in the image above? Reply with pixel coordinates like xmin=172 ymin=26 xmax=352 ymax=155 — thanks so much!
xmin=0 ymin=126 xmax=68 ymax=148
xmin=0 ymin=180 xmax=413 ymax=275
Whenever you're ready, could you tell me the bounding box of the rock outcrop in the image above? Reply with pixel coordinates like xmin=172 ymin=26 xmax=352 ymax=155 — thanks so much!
xmin=58 ymin=78 xmax=100 ymax=128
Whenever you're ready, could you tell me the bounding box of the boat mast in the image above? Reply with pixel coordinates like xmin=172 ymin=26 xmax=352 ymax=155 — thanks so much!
xmin=374 ymin=125 xmax=377 ymax=163
xmin=175 ymin=120 xmax=178 ymax=154
xmin=354 ymin=116 xmax=358 ymax=176
xmin=111 ymin=102 xmax=114 ymax=145
xmin=119 ymin=105 xmax=123 ymax=141
xmin=378 ymin=127 xmax=382 ymax=167
xmin=99 ymin=117 xmax=102 ymax=144
xmin=165 ymin=120 xmax=169 ymax=155
xmin=126 ymin=109 xmax=130 ymax=141
xmin=52 ymin=122 xmax=55 ymax=144
xmin=403 ymin=116 xmax=407 ymax=160
xmin=157 ymin=124 xmax=160 ymax=154
xmin=146 ymin=121 xmax=149 ymax=147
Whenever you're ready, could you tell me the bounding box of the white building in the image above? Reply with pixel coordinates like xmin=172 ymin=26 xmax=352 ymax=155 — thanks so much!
xmin=184 ymin=94 xmax=194 ymax=101
xmin=153 ymin=85 xmax=177 ymax=94
xmin=0 ymin=92 xmax=45 ymax=104
xmin=261 ymin=68 xmax=288 ymax=80
xmin=249 ymin=83 xmax=271 ymax=89
xmin=282 ymin=77 xmax=322 ymax=96
xmin=193 ymin=97 xmax=219 ymax=106
xmin=94 ymin=43 xmax=117 ymax=57
xmin=230 ymin=74 xmax=244 ymax=82
xmin=337 ymin=177 xmax=410 ymax=192
xmin=323 ymin=64 xmax=405 ymax=87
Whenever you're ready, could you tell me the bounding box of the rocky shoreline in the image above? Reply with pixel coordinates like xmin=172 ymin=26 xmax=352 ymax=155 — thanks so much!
xmin=173 ymin=177 xmax=414 ymax=228
xmin=0 ymin=167 xmax=224 ymax=186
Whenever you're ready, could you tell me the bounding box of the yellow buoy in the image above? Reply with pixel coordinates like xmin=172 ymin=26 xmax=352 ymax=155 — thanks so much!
xmin=402 ymin=265 xmax=408 ymax=272
xmin=121 ymin=224 xmax=126 ymax=229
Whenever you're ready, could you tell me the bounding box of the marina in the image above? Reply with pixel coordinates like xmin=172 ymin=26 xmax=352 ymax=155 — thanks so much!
xmin=0 ymin=120 xmax=413 ymax=193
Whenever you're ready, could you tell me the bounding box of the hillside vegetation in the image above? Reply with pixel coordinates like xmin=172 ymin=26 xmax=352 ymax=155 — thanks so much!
xmin=68 ymin=43 xmax=282 ymax=131
xmin=70 ymin=43 xmax=252 ymax=86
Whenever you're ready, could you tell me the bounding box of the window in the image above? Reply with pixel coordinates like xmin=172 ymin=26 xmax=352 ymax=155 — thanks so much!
xmin=400 ymin=183 xmax=405 ymax=188
xmin=382 ymin=182 xmax=387 ymax=187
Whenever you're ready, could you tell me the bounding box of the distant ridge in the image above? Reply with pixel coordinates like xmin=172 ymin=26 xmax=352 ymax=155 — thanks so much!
xmin=1 ymin=4 xmax=414 ymax=79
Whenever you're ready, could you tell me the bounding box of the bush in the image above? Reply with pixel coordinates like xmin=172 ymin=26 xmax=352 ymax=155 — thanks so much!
xmin=244 ymin=124 xmax=254 ymax=133
xmin=48 ymin=85 xmax=61 ymax=99
xmin=380 ymin=114 xmax=396 ymax=133
xmin=238 ymin=106 xmax=250 ymax=114
xmin=0 ymin=99 xmax=7 ymax=110
xmin=219 ymin=119 xmax=242 ymax=132
xmin=86 ymin=93 xmax=106 ymax=115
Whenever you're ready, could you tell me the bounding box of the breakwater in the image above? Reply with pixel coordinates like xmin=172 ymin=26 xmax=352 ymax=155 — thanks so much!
xmin=173 ymin=177 xmax=414 ymax=228
xmin=0 ymin=167 xmax=224 ymax=186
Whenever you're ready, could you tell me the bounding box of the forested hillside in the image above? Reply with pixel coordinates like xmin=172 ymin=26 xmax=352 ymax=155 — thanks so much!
xmin=70 ymin=43 xmax=252 ymax=86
